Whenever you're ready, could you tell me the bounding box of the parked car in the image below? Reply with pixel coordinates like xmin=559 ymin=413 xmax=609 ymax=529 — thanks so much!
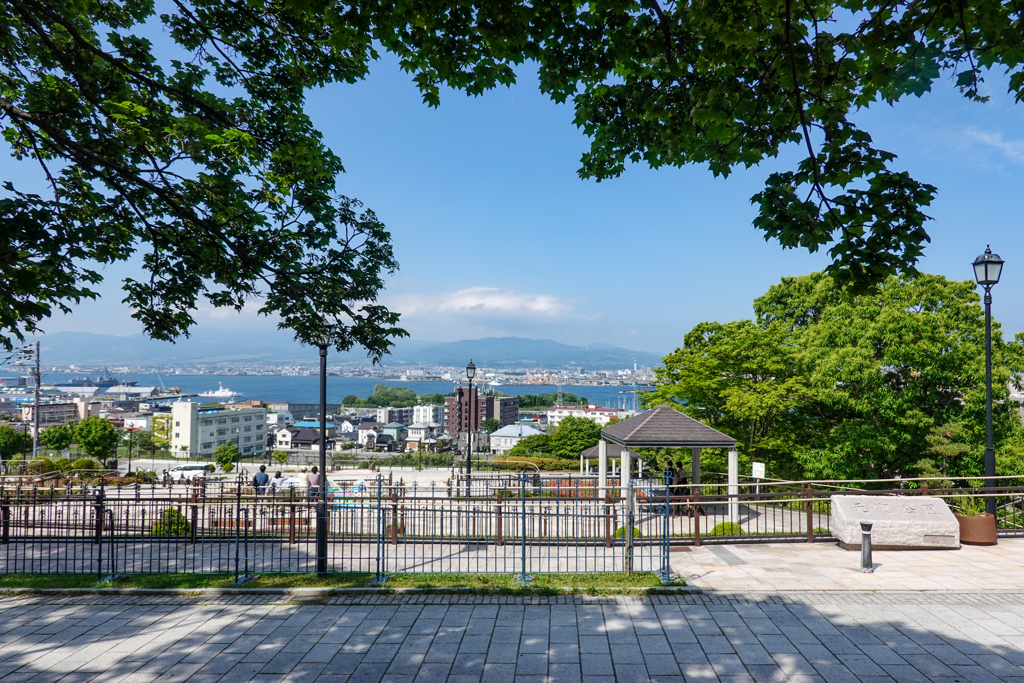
xmin=166 ymin=464 xmax=211 ymax=482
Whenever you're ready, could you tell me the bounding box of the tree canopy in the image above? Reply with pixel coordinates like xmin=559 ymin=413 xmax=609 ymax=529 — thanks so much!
xmin=75 ymin=415 xmax=120 ymax=460
xmin=2 ymin=0 xmax=403 ymax=354
xmin=40 ymin=423 xmax=76 ymax=452
xmin=333 ymin=0 xmax=1022 ymax=288
xmin=643 ymin=272 xmax=1024 ymax=481
xmin=0 ymin=425 xmax=31 ymax=460
xmin=342 ymin=384 xmax=419 ymax=408
xmin=508 ymin=416 xmax=602 ymax=458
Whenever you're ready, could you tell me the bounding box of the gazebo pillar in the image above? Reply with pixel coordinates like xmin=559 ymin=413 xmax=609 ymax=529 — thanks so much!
xmin=622 ymin=448 xmax=631 ymax=492
xmin=598 ymin=439 xmax=608 ymax=491
xmin=691 ymin=447 xmax=701 ymax=487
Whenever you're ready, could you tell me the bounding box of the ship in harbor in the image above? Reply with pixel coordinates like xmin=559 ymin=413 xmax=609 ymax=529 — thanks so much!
xmin=198 ymin=382 xmax=243 ymax=399
xmin=60 ymin=368 xmax=137 ymax=388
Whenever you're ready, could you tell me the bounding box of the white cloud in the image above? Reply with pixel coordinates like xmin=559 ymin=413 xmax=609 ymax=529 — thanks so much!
xmin=965 ymin=127 xmax=1024 ymax=164
xmin=392 ymin=287 xmax=578 ymax=319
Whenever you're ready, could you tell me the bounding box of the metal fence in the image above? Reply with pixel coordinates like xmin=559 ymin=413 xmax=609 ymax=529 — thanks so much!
xmin=1 ymin=474 xmax=1022 ymax=579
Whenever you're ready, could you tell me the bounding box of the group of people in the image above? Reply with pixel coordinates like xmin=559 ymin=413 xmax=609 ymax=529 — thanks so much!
xmin=250 ymin=464 xmax=322 ymax=497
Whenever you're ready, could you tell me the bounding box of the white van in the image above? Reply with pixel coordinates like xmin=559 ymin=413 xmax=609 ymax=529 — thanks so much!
xmin=167 ymin=464 xmax=211 ymax=482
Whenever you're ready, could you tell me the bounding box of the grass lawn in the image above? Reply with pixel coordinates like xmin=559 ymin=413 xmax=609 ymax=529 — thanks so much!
xmin=0 ymin=572 xmax=681 ymax=592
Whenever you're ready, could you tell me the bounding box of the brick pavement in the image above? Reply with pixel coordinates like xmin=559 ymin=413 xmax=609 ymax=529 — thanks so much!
xmin=1 ymin=590 xmax=1023 ymax=682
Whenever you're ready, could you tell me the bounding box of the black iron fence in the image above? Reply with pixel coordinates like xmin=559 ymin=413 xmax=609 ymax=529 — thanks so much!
xmin=1 ymin=474 xmax=1022 ymax=578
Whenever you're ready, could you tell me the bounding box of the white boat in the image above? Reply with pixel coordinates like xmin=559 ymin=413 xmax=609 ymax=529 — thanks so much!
xmin=198 ymin=382 xmax=242 ymax=399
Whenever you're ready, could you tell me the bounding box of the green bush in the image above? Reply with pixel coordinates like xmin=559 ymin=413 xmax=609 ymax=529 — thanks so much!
xmin=71 ymin=458 xmax=99 ymax=471
xmin=709 ymin=522 xmax=745 ymax=536
xmin=28 ymin=457 xmax=58 ymax=475
xmin=151 ymin=508 xmax=191 ymax=536
xmin=812 ymin=527 xmax=830 ymax=535
xmin=613 ymin=526 xmax=643 ymax=539
xmin=54 ymin=458 xmax=73 ymax=472
xmin=492 ymin=456 xmax=578 ymax=472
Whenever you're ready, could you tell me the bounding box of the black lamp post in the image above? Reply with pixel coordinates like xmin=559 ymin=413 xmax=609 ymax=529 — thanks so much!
xmin=316 ymin=326 xmax=336 ymax=574
xmin=466 ymin=359 xmax=476 ymax=497
xmin=973 ymin=244 xmax=1004 ymax=517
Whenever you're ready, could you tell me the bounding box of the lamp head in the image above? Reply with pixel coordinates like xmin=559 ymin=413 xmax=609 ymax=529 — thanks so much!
xmin=466 ymin=359 xmax=476 ymax=380
xmin=973 ymin=244 xmax=1004 ymax=287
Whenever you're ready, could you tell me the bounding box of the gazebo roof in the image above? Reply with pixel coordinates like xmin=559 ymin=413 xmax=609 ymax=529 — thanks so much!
xmin=600 ymin=404 xmax=736 ymax=448
xmin=580 ymin=442 xmax=629 ymax=459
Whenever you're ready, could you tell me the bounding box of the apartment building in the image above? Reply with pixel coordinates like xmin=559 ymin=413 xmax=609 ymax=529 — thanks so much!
xmin=21 ymin=402 xmax=79 ymax=426
xmin=169 ymin=401 xmax=267 ymax=458
xmin=412 ymin=405 xmax=444 ymax=425
xmin=546 ymin=405 xmax=631 ymax=427
xmin=443 ymin=388 xmax=519 ymax=437
xmin=375 ymin=406 xmax=414 ymax=426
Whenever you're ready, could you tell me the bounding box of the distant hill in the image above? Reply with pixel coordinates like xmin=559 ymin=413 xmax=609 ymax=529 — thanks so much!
xmin=27 ymin=331 xmax=663 ymax=369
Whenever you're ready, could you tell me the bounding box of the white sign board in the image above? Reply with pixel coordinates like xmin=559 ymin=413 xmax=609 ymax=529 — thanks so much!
xmin=751 ymin=462 xmax=765 ymax=479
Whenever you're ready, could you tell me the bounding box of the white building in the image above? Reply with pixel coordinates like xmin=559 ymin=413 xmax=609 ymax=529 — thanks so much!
xmin=490 ymin=423 xmax=545 ymax=454
xmin=546 ymin=405 xmax=633 ymax=427
xmin=375 ymin=406 xmax=414 ymax=426
xmin=413 ymin=405 xmax=444 ymax=425
xmin=169 ymin=401 xmax=267 ymax=458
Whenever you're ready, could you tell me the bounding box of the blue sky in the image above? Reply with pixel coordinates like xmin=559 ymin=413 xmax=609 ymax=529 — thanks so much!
xmin=7 ymin=48 xmax=1024 ymax=355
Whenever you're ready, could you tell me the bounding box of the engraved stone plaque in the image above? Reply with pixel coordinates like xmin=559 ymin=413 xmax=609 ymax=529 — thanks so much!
xmin=831 ymin=495 xmax=959 ymax=549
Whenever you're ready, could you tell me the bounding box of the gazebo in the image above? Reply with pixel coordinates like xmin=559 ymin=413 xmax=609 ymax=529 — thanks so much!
xmin=598 ymin=404 xmax=737 ymax=490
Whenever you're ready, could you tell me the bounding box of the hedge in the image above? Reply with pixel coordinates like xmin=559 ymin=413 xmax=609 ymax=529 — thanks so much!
xmin=492 ymin=457 xmax=579 ymax=472
xmin=709 ymin=522 xmax=745 ymax=536
xmin=71 ymin=458 xmax=100 ymax=471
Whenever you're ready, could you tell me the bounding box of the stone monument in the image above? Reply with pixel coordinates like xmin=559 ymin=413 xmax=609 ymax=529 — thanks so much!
xmin=831 ymin=495 xmax=959 ymax=549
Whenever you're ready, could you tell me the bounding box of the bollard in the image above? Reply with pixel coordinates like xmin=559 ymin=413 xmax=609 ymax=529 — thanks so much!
xmin=860 ymin=521 xmax=874 ymax=573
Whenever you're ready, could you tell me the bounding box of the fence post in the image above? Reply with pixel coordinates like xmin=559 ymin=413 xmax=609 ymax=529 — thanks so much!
xmin=604 ymin=490 xmax=612 ymax=548
xmin=496 ymin=490 xmax=503 ymax=547
xmin=375 ymin=475 xmax=385 ymax=580
xmin=661 ymin=470 xmax=672 ymax=583
xmin=806 ymin=486 xmax=814 ymax=543
xmin=519 ymin=472 xmax=529 ymax=585
xmin=190 ymin=491 xmax=198 ymax=544
xmin=1 ymin=495 xmax=8 ymax=544
xmin=93 ymin=490 xmax=104 ymax=544
xmin=625 ymin=477 xmax=634 ymax=574
xmin=693 ymin=489 xmax=701 ymax=547
xmin=289 ymin=487 xmax=296 ymax=544
xmin=391 ymin=490 xmax=399 ymax=545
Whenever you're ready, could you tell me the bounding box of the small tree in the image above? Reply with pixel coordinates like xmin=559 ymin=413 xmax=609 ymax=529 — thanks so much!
xmin=0 ymin=424 xmax=31 ymax=461
xmin=151 ymin=508 xmax=191 ymax=536
xmin=214 ymin=443 xmax=241 ymax=473
xmin=272 ymin=450 xmax=289 ymax=466
xmin=75 ymin=416 xmax=120 ymax=460
xmin=40 ymin=423 xmax=75 ymax=454
xmin=481 ymin=418 xmax=501 ymax=434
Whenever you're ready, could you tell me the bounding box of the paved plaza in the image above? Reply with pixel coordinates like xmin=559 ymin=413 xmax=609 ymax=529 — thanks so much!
xmin=0 ymin=539 xmax=1023 ymax=682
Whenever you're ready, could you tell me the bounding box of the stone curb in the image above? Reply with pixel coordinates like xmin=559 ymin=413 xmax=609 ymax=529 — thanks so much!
xmin=0 ymin=585 xmax=704 ymax=596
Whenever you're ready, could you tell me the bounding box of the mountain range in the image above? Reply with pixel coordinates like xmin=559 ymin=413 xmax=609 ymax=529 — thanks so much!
xmin=25 ymin=332 xmax=664 ymax=369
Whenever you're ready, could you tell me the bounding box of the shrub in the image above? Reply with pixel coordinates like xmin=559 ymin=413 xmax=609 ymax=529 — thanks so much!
xmin=54 ymin=458 xmax=73 ymax=472
xmin=28 ymin=457 xmax=58 ymax=475
xmin=613 ymin=526 xmax=643 ymax=539
xmin=71 ymin=458 xmax=99 ymax=471
xmin=710 ymin=522 xmax=745 ymax=536
xmin=812 ymin=527 xmax=830 ymax=535
xmin=151 ymin=508 xmax=191 ymax=536
xmin=492 ymin=456 xmax=578 ymax=472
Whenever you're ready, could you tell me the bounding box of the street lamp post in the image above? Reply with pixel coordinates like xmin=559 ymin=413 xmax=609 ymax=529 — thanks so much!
xmin=465 ymin=360 xmax=476 ymax=498
xmin=316 ymin=328 xmax=336 ymax=574
xmin=973 ymin=244 xmax=1004 ymax=517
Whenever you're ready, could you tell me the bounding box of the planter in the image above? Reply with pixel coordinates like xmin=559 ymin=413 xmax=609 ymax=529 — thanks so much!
xmin=956 ymin=513 xmax=997 ymax=546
